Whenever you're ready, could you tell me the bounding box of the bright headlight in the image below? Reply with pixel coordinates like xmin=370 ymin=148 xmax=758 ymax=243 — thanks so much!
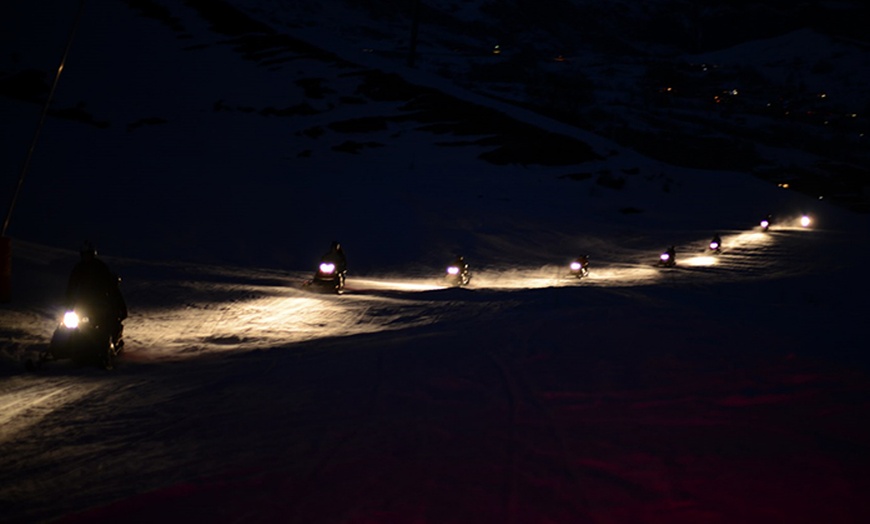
xmin=569 ymin=261 xmax=582 ymax=271
xmin=446 ymin=266 xmax=460 ymax=275
xmin=62 ymin=311 xmax=80 ymax=329
xmin=801 ymin=215 xmax=811 ymax=227
xmin=709 ymin=242 xmax=719 ymax=250
xmin=660 ymin=253 xmax=670 ymax=261
xmin=760 ymin=220 xmax=770 ymax=228
xmin=319 ymin=262 xmax=336 ymax=274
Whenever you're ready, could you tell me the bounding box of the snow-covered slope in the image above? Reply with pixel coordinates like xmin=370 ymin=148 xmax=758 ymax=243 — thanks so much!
xmin=1 ymin=1 xmax=869 ymax=523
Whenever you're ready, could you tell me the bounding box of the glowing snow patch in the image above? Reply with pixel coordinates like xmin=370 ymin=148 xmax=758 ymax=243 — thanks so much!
xmin=380 ymin=281 xmax=444 ymax=292
xmin=319 ymin=262 xmax=336 ymax=274
xmin=684 ymin=256 xmax=718 ymax=267
xmin=350 ymin=278 xmax=443 ymax=292
xmin=581 ymin=266 xmax=663 ymax=286
xmin=128 ymin=288 xmax=447 ymax=361
xmin=468 ymin=268 xmax=560 ymax=290
xmin=727 ymin=231 xmax=775 ymax=249
xmin=473 ymin=265 xmax=666 ymax=289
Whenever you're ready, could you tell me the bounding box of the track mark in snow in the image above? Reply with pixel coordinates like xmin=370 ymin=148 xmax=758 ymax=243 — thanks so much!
xmin=0 ymin=387 xmax=70 ymax=426
xmin=485 ymin=349 xmax=592 ymax=522
xmin=0 ymin=381 xmax=103 ymax=443
xmin=484 ymin=352 xmax=521 ymax=523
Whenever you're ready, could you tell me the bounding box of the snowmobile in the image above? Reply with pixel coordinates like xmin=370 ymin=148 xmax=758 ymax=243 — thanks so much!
xmin=658 ymin=247 xmax=676 ymax=268
xmin=303 ymin=261 xmax=346 ymax=294
xmin=569 ymin=256 xmax=590 ymax=278
xmin=29 ymin=307 xmax=124 ymax=370
xmin=445 ymin=261 xmax=471 ymax=287
xmin=708 ymin=236 xmax=722 ymax=254
xmin=760 ymin=215 xmax=773 ymax=232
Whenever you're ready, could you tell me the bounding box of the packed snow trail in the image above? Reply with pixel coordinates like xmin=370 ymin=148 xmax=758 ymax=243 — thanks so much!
xmin=5 ymin=288 xmax=866 ymax=524
xmin=2 ymin=219 xmax=870 ymax=523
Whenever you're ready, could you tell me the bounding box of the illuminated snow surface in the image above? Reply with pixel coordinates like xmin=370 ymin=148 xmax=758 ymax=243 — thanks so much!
xmin=2 ymin=1 xmax=870 ymax=523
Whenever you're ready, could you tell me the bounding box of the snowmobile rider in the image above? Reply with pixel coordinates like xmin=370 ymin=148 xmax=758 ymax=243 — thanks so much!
xmin=665 ymin=245 xmax=676 ymax=264
xmin=321 ymin=241 xmax=347 ymax=283
xmin=322 ymin=241 xmax=347 ymax=273
xmin=65 ymin=242 xmax=127 ymax=334
xmin=454 ymin=255 xmax=468 ymax=273
xmin=452 ymin=255 xmax=471 ymax=280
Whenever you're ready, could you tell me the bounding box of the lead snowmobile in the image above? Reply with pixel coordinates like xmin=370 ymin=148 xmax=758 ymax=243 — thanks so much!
xmin=28 ymin=243 xmax=126 ymax=370
xmin=33 ymin=301 xmax=125 ymax=370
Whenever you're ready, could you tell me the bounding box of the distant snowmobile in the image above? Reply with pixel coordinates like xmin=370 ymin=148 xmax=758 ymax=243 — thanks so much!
xmin=708 ymin=235 xmax=722 ymax=254
xmin=303 ymin=261 xmax=346 ymax=294
xmin=569 ymin=255 xmax=590 ymax=278
xmin=445 ymin=257 xmax=471 ymax=287
xmin=760 ymin=215 xmax=773 ymax=232
xmin=302 ymin=241 xmax=347 ymax=294
xmin=658 ymin=246 xmax=676 ymax=268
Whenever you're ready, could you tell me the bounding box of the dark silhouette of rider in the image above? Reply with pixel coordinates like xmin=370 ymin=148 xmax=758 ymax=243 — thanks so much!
xmin=321 ymin=241 xmax=347 ymax=274
xmin=319 ymin=241 xmax=348 ymax=290
xmin=453 ymin=255 xmax=468 ymax=273
xmin=65 ymin=242 xmax=127 ymax=330
xmin=665 ymin=245 xmax=676 ymax=264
